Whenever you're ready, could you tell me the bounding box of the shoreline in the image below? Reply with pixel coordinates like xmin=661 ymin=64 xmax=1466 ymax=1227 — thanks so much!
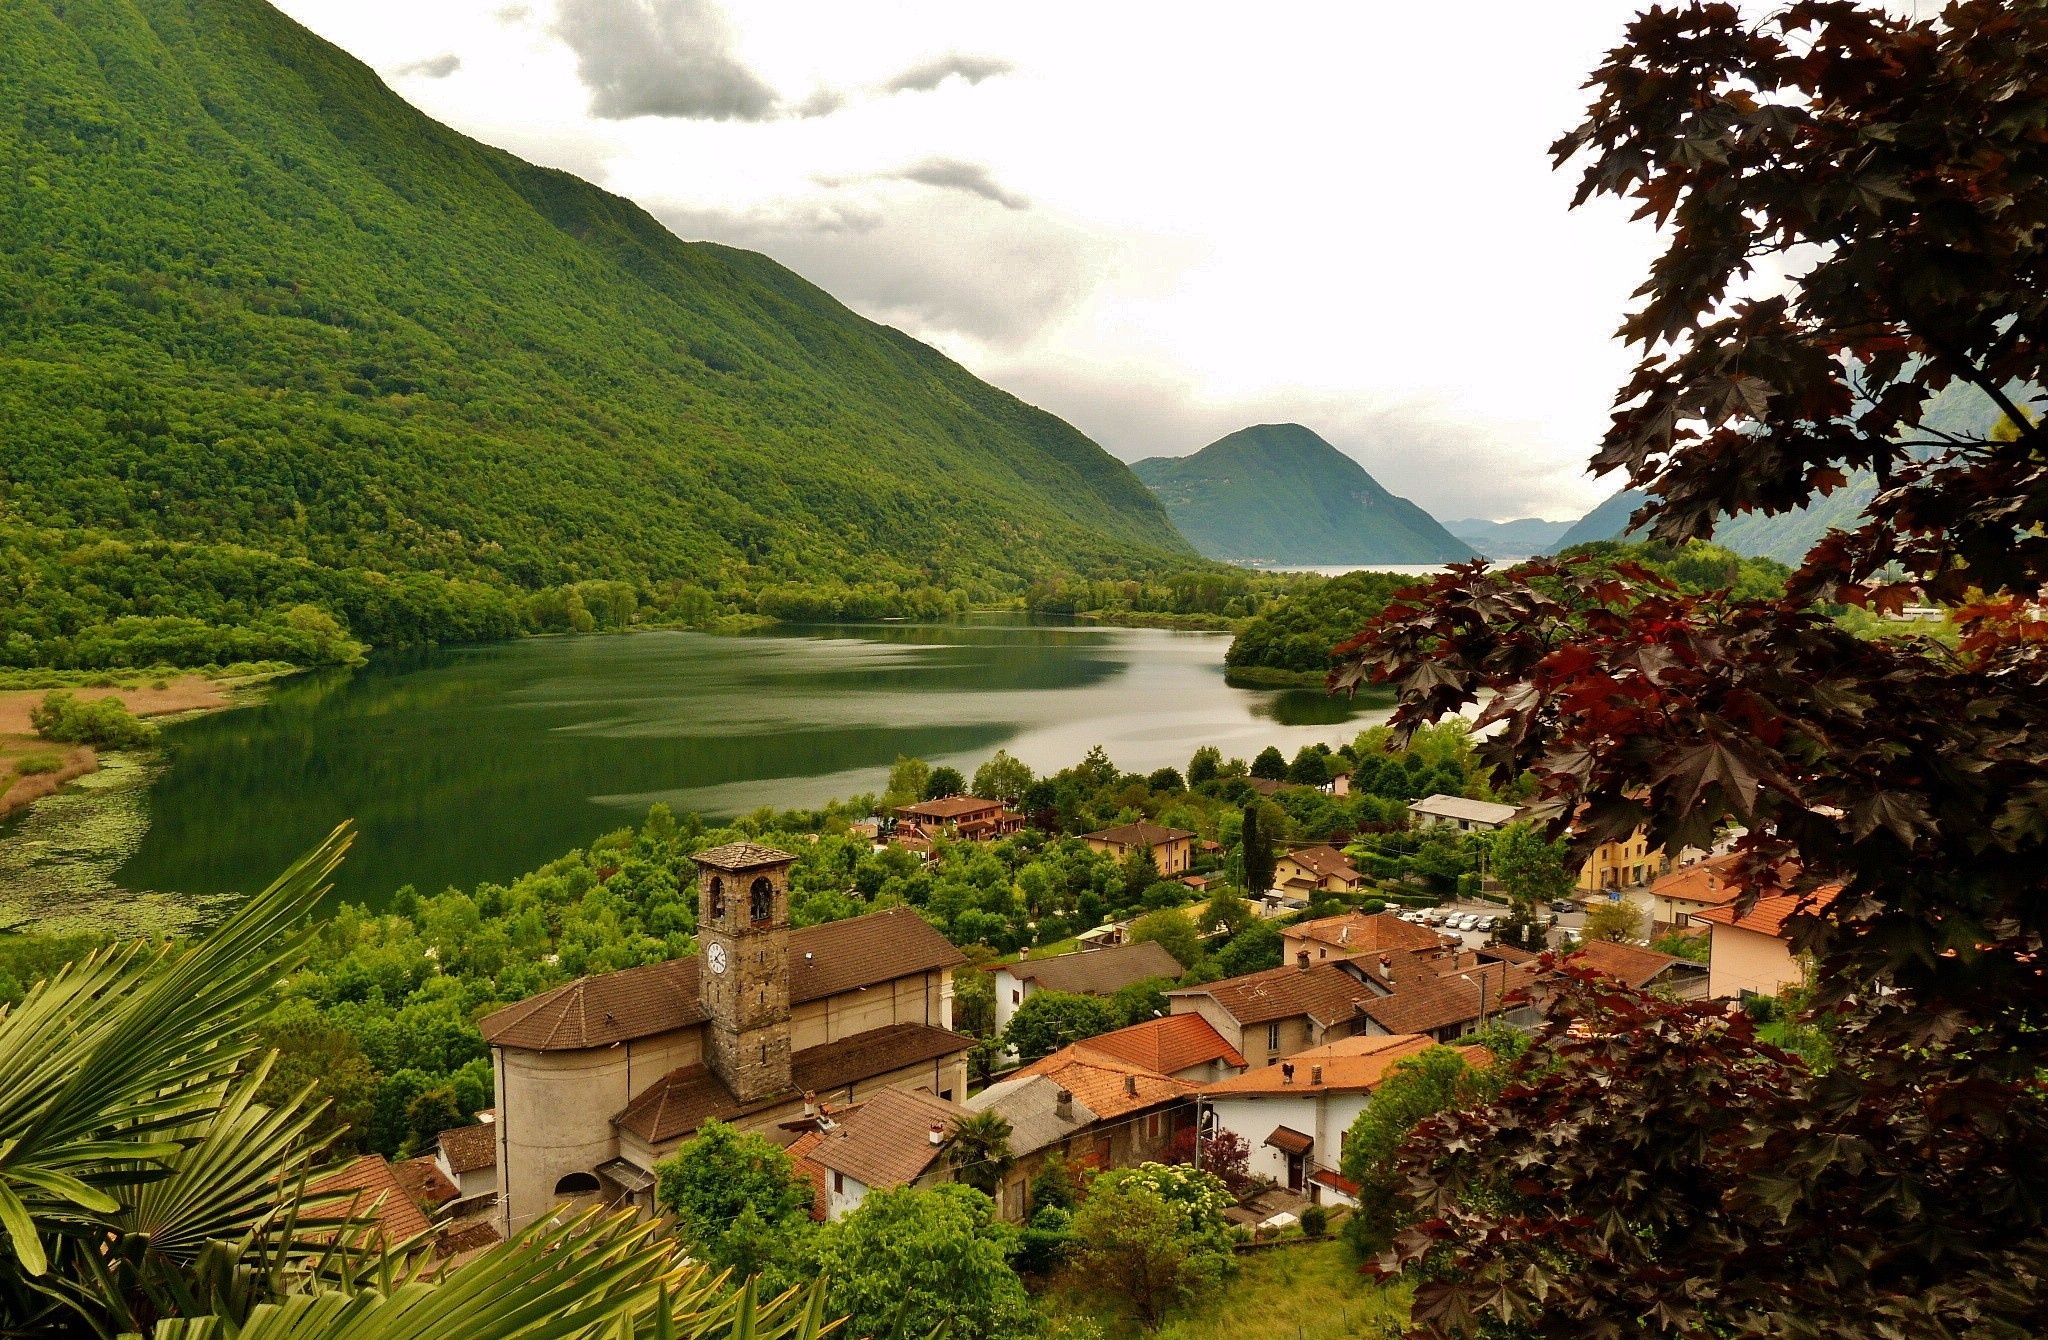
xmin=0 ymin=666 xmax=299 ymax=821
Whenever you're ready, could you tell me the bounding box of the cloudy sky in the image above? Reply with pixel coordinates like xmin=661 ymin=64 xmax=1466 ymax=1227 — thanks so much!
xmin=272 ymin=0 xmax=1707 ymax=523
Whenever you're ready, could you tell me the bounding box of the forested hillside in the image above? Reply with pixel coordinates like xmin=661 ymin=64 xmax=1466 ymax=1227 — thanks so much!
xmin=1133 ymin=424 xmax=1476 ymax=564
xmin=0 ymin=0 xmax=1191 ymax=667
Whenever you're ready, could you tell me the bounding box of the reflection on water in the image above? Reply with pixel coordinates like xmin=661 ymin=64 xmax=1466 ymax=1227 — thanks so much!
xmin=5 ymin=621 xmax=1390 ymax=921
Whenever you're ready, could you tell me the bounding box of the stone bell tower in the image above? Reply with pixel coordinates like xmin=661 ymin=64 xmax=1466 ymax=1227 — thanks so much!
xmin=692 ymin=842 xmax=795 ymax=1104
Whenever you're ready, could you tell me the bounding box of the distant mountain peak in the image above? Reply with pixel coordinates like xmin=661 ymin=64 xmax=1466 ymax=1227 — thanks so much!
xmin=1131 ymin=424 xmax=1476 ymax=565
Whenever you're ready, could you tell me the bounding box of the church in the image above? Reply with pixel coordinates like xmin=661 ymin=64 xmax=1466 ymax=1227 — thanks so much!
xmin=480 ymin=842 xmax=972 ymax=1236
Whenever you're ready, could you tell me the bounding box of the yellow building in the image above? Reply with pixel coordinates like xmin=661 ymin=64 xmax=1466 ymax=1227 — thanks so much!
xmin=1576 ymin=829 xmax=1669 ymax=896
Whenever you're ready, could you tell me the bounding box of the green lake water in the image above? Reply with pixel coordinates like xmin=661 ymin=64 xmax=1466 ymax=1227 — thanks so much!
xmin=0 ymin=621 xmax=1391 ymax=934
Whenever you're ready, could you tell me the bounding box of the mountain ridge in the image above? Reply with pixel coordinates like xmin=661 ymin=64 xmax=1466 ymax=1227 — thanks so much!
xmin=1131 ymin=424 xmax=1477 ymax=565
xmin=0 ymin=0 xmax=1190 ymax=619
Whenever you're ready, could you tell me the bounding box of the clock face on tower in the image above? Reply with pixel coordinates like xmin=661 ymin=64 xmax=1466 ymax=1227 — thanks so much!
xmin=707 ymin=943 xmax=728 ymax=975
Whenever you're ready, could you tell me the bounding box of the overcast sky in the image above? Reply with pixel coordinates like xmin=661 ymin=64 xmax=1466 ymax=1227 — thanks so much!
xmin=272 ymin=0 xmax=1711 ymax=522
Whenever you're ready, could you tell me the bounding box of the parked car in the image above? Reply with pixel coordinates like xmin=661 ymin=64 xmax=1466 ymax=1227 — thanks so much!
xmin=1420 ymin=909 xmax=1444 ymax=926
xmin=1550 ymin=900 xmax=1578 ymax=914
xmin=1475 ymin=915 xmax=1499 ymax=932
xmin=1451 ymin=913 xmax=1478 ymax=931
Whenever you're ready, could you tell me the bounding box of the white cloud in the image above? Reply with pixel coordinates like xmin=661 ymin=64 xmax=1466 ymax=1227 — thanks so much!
xmin=555 ymin=0 xmax=781 ymax=121
xmin=394 ymin=53 xmax=461 ymax=79
xmin=881 ymin=53 xmax=1014 ymax=94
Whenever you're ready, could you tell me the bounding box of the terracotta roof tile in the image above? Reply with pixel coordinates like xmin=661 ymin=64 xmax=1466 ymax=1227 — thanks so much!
xmin=309 ymin=1154 xmax=435 ymax=1248
xmin=1279 ymin=847 xmax=1363 ymax=883
xmin=1565 ymin=939 xmax=1697 ymax=989
xmin=614 ymin=1022 xmax=969 ymax=1145
xmin=1005 ymin=940 xmax=1183 ymax=994
xmin=436 ymin=1121 xmax=497 ymax=1175
xmin=898 ymin=796 xmax=1010 ymax=821
xmin=1014 ymin=1048 xmax=1201 ymax=1120
xmin=433 ymin=1220 xmax=501 ymax=1259
xmin=1650 ymin=852 xmax=1746 ymax=907
xmin=808 ymin=1087 xmax=965 ymax=1189
xmin=481 ymin=907 xmax=966 ymax=1052
xmin=1355 ymin=963 xmax=1540 ymax=1035
xmin=1067 ymin=1014 xmax=1246 ymax=1075
xmin=1201 ymin=1034 xmax=1475 ymax=1096
xmin=1167 ymin=961 xmax=1375 ymax=1027
xmin=1288 ymin=911 xmax=1441 ymax=954
xmin=786 ymin=1130 xmax=831 ymax=1221
xmin=392 ymin=1156 xmax=459 ymax=1211
xmin=1265 ymin=1125 xmax=1314 ymax=1156
xmin=1695 ymin=887 xmax=1839 ymax=938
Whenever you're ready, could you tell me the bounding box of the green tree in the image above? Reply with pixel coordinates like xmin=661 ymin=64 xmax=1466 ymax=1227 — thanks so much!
xmin=1201 ymin=885 xmax=1252 ymax=939
xmin=887 ymin=756 xmax=931 ymax=806
xmin=1127 ymin=909 xmax=1200 ymax=976
xmin=1239 ymin=804 xmax=1276 ymax=895
xmin=946 ymin=1110 xmax=1016 ymax=1198
xmin=1583 ymin=899 xmax=1643 ymax=943
xmin=1146 ymin=767 xmax=1186 ymax=794
xmin=807 ymin=1185 xmax=1033 ymax=1340
xmin=1250 ymin=746 xmax=1288 ymax=781
xmin=1120 ymin=843 xmax=1160 ymax=906
xmin=1187 ymin=746 xmax=1223 ymax=788
xmin=1212 ymin=918 xmax=1281 ymax=978
xmin=654 ymin=1119 xmax=815 ymax=1273
xmin=1108 ymin=975 xmax=1174 ymax=1027
xmin=1339 ymin=1045 xmax=1491 ymax=1257
xmin=1001 ymin=989 xmax=1119 ymax=1063
xmin=252 ymin=1001 xmax=379 ymax=1154
xmin=972 ymin=751 xmax=1034 ymax=804
xmin=1490 ymin=822 xmax=1574 ymax=905
xmin=1286 ymin=745 xmax=1329 ymax=785
xmin=953 ymin=958 xmax=997 ymax=1036
xmin=924 ymin=765 xmax=969 ymax=800
xmin=28 ymin=690 xmax=158 ymax=749
xmin=1066 ymin=1164 xmax=1234 ymax=1325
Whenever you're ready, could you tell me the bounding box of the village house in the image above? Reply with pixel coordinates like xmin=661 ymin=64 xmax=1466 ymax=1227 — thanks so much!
xmin=431 ymin=1113 xmax=499 ymax=1208
xmin=1695 ymin=891 xmax=1828 ymax=1001
xmin=479 ymin=844 xmax=971 ymax=1237
xmin=1354 ymin=960 xmax=1542 ymax=1042
xmin=1563 ymin=939 xmax=1709 ymax=1000
xmin=786 ymin=1086 xmax=965 ymax=1220
xmin=1407 ymin=794 xmax=1521 ymax=832
xmin=990 ymin=939 xmax=1184 ymax=1037
xmin=1280 ymin=910 xmax=1443 ymax=967
xmin=967 ymin=1014 xmax=1245 ymax=1221
xmin=1272 ymin=845 xmax=1368 ymax=899
xmin=893 ymin=795 xmax=1023 ymax=842
xmin=1575 ymin=828 xmax=1670 ymax=898
xmin=1645 ymin=852 xmax=1746 ymax=928
xmin=1199 ymin=1034 xmax=1483 ymax=1203
xmin=1082 ymin=821 xmax=1195 ymax=875
xmin=1167 ymin=960 xmax=1379 ymax=1066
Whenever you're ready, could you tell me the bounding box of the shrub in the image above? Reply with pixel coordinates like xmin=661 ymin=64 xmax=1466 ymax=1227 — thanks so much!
xmin=1299 ymin=1203 xmax=1329 ymax=1238
xmin=13 ymin=752 xmax=64 ymax=776
xmin=28 ymin=691 xmax=159 ymax=749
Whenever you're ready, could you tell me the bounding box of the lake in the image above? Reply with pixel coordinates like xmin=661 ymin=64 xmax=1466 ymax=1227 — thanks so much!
xmin=0 ymin=620 xmax=1391 ymax=934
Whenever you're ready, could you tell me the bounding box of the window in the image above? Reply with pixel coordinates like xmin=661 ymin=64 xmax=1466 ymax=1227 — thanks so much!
xmin=1012 ymin=989 xmax=1021 ymax=1005
xmin=941 ymin=1089 xmax=953 ymax=1102
xmin=1266 ymin=1022 xmax=1281 ymax=1051
xmin=832 ymin=1171 xmax=844 ymax=1195
xmin=750 ymin=877 xmax=774 ymax=924
xmin=554 ymin=1172 xmax=601 ymax=1196
xmin=707 ymin=877 xmax=725 ymax=920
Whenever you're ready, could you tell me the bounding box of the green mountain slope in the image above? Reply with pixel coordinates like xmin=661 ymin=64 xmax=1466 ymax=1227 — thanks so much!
xmin=0 ymin=0 xmax=1188 ymax=625
xmin=1131 ymin=424 xmax=1476 ymax=565
xmin=1446 ymin=516 xmax=1575 ymax=558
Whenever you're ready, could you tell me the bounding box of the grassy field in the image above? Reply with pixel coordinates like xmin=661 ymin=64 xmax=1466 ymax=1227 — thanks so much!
xmin=1051 ymin=1237 xmax=1411 ymax=1340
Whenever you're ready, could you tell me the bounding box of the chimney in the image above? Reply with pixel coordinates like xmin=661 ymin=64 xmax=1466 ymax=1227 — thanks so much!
xmin=1310 ymin=1064 xmax=1324 ymax=1086
xmin=1338 ymin=925 xmax=1350 ymax=945
xmin=803 ymin=1091 xmax=818 ymax=1118
xmin=1281 ymin=1062 xmax=1296 ymax=1085
xmin=1056 ymin=1088 xmax=1074 ymax=1119
xmin=929 ymin=1123 xmax=945 ymax=1147
xmin=1124 ymin=1073 xmax=1139 ymax=1097
xmin=1296 ymin=950 xmax=1311 ymax=971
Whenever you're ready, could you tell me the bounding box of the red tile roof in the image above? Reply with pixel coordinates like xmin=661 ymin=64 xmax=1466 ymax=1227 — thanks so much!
xmin=1066 ymin=1014 xmax=1246 ymax=1075
xmin=1565 ymin=939 xmax=1698 ymax=989
xmin=898 ymin=796 xmax=1010 ymax=821
xmin=807 ymin=1087 xmax=965 ymax=1189
xmin=786 ymin=1130 xmax=831 ymax=1221
xmin=1167 ymin=961 xmax=1375 ymax=1027
xmin=1201 ymin=1034 xmax=1467 ymax=1096
xmin=480 ymin=907 xmax=965 ymax=1051
xmin=392 ymin=1156 xmax=460 ymax=1211
xmin=433 ymin=1220 xmax=502 ymax=1260
xmin=1264 ymin=1126 xmax=1313 ymax=1156
xmin=1015 ymin=1049 xmax=1202 ymax=1120
xmin=1287 ymin=911 xmax=1440 ymax=954
xmin=436 ymin=1121 xmax=496 ymax=1174
xmin=1650 ymin=853 xmax=1746 ymax=908
xmin=1695 ymin=887 xmax=1839 ymax=939
xmin=1004 ymin=940 xmax=1183 ymax=994
xmin=309 ymin=1155 xmax=435 ymax=1248
xmin=1355 ymin=963 xmax=1541 ymax=1036
xmin=1279 ymin=847 xmax=1363 ymax=883
xmin=614 ymin=1022 xmax=969 ymax=1144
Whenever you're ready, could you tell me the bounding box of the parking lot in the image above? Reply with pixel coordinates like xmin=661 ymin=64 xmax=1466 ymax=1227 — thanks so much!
xmin=1396 ymin=897 xmax=1588 ymax=950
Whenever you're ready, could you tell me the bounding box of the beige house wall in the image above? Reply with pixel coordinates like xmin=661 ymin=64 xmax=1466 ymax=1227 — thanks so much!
xmin=1085 ymin=835 xmax=1192 ymax=875
xmin=790 ymin=969 xmax=951 ymax=1049
xmin=1708 ymin=923 xmax=1803 ymax=1000
xmin=1169 ymin=994 xmax=1245 ymax=1058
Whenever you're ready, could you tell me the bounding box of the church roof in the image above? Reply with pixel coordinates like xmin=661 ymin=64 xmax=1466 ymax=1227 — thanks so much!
xmin=479 ymin=907 xmax=966 ymax=1052
xmin=613 ymin=1021 xmax=969 ymax=1145
xmin=1002 ymin=940 xmax=1183 ymax=994
xmin=691 ymin=842 xmax=796 ymax=871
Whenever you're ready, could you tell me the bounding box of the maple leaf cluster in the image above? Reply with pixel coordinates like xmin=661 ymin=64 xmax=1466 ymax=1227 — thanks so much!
xmin=1330 ymin=4 xmax=2048 ymax=1335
